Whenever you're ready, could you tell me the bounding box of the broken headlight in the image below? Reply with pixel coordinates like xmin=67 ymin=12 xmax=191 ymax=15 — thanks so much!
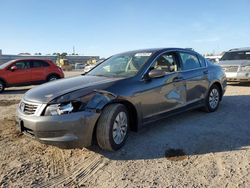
xmin=44 ymin=93 xmax=94 ymax=116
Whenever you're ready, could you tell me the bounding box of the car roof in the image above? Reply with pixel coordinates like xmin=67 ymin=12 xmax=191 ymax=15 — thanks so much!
xmin=117 ymin=48 xmax=196 ymax=55
xmin=13 ymin=58 xmax=51 ymax=61
xmin=228 ymin=47 xmax=250 ymax=52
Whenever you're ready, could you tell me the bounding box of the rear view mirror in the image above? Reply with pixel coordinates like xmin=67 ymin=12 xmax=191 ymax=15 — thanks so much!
xmin=10 ymin=66 xmax=17 ymax=71
xmin=148 ymin=69 xmax=165 ymax=78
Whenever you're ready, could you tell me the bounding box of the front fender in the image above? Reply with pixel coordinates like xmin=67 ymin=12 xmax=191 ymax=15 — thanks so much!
xmin=85 ymin=90 xmax=141 ymax=132
xmin=85 ymin=90 xmax=117 ymax=111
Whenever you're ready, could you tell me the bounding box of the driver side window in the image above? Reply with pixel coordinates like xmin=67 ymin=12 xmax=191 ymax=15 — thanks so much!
xmin=152 ymin=52 xmax=179 ymax=73
xmin=13 ymin=61 xmax=31 ymax=70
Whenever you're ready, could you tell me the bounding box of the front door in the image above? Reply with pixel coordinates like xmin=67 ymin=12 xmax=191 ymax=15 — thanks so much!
xmin=138 ymin=51 xmax=187 ymax=122
xmin=6 ymin=60 xmax=32 ymax=84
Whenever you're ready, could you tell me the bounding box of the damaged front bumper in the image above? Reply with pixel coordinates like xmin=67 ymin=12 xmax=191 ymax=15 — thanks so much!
xmin=16 ymin=107 xmax=100 ymax=148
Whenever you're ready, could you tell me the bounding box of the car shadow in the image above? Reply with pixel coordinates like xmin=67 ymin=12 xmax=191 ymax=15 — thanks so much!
xmin=90 ymin=95 xmax=250 ymax=161
xmin=2 ymin=88 xmax=31 ymax=95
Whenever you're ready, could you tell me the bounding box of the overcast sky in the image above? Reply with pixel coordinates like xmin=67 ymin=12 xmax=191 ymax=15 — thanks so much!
xmin=1 ymin=0 xmax=250 ymax=57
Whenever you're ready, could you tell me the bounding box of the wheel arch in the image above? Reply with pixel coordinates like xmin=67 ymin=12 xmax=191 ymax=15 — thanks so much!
xmin=97 ymin=99 xmax=139 ymax=132
xmin=91 ymin=97 xmax=139 ymax=145
xmin=46 ymin=73 xmax=61 ymax=80
xmin=0 ymin=77 xmax=7 ymax=86
xmin=110 ymin=99 xmax=139 ymax=132
xmin=210 ymin=81 xmax=223 ymax=101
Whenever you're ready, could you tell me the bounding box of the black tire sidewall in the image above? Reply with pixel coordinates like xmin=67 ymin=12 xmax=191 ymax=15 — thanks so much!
xmin=108 ymin=105 xmax=129 ymax=150
xmin=0 ymin=81 xmax=5 ymax=93
xmin=48 ymin=75 xmax=58 ymax=82
xmin=206 ymin=85 xmax=220 ymax=112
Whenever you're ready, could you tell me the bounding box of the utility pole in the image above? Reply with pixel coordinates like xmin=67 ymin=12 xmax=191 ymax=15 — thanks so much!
xmin=73 ymin=46 xmax=75 ymax=55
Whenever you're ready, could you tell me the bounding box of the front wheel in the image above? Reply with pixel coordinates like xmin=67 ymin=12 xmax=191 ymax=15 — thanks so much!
xmin=96 ymin=104 xmax=129 ymax=151
xmin=47 ymin=75 xmax=59 ymax=82
xmin=204 ymin=85 xmax=221 ymax=112
xmin=0 ymin=81 xmax=5 ymax=93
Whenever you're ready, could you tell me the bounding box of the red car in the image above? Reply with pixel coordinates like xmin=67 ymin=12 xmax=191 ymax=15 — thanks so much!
xmin=0 ymin=59 xmax=64 ymax=92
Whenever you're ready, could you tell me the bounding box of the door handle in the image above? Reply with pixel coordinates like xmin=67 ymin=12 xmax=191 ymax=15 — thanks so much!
xmin=173 ymin=76 xmax=183 ymax=82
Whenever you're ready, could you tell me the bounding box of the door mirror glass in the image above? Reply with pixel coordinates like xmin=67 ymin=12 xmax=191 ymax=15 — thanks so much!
xmin=10 ymin=66 xmax=17 ymax=71
xmin=148 ymin=69 xmax=165 ymax=78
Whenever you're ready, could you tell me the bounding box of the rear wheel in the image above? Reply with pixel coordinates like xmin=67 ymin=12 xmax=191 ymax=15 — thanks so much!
xmin=47 ymin=75 xmax=59 ymax=82
xmin=96 ymin=104 xmax=129 ymax=151
xmin=0 ymin=81 xmax=5 ymax=93
xmin=204 ymin=85 xmax=221 ymax=112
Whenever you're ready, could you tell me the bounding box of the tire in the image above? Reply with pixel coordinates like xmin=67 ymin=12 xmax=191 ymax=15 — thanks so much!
xmin=47 ymin=75 xmax=59 ymax=82
xmin=0 ymin=81 xmax=5 ymax=93
xmin=204 ymin=84 xmax=221 ymax=112
xmin=96 ymin=104 xmax=129 ymax=151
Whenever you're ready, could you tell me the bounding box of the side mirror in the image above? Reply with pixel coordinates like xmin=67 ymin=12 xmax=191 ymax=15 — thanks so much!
xmin=148 ymin=69 xmax=165 ymax=79
xmin=10 ymin=66 xmax=17 ymax=71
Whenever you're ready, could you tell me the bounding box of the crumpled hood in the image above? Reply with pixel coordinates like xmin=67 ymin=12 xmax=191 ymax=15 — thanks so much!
xmin=24 ymin=75 xmax=122 ymax=103
xmin=219 ymin=60 xmax=250 ymax=66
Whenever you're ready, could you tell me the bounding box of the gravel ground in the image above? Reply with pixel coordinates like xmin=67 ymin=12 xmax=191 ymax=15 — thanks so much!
xmin=0 ymin=72 xmax=249 ymax=187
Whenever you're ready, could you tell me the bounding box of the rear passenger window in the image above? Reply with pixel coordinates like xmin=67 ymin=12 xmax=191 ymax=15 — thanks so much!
xmin=32 ymin=61 xmax=49 ymax=68
xmin=179 ymin=53 xmax=201 ymax=70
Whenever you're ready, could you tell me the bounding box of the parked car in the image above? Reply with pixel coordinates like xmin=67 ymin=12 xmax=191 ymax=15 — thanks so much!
xmin=219 ymin=48 xmax=250 ymax=82
xmin=16 ymin=48 xmax=227 ymax=151
xmin=205 ymin=55 xmax=222 ymax=64
xmin=0 ymin=59 xmax=64 ymax=92
xmin=83 ymin=60 xmax=104 ymax=73
xmin=83 ymin=64 xmax=96 ymax=73
xmin=75 ymin=63 xmax=85 ymax=70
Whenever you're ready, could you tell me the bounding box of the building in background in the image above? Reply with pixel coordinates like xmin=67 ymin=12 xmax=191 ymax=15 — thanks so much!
xmin=0 ymin=49 xmax=99 ymax=66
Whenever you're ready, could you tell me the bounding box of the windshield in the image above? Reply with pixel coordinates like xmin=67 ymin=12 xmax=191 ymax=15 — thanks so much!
xmin=87 ymin=52 xmax=152 ymax=77
xmin=221 ymin=51 xmax=250 ymax=61
xmin=0 ymin=60 xmax=15 ymax=69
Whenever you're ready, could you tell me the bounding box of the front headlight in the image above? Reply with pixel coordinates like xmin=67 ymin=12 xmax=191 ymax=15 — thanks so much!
xmin=44 ymin=94 xmax=94 ymax=116
xmin=241 ymin=66 xmax=250 ymax=72
xmin=45 ymin=102 xmax=74 ymax=116
xmin=44 ymin=91 xmax=114 ymax=116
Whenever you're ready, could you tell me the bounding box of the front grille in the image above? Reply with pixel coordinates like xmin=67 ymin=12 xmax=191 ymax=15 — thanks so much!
xmin=222 ymin=66 xmax=239 ymax=72
xmin=22 ymin=102 xmax=38 ymax=115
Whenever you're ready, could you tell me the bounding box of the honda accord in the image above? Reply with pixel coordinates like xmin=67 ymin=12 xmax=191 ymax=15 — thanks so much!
xmin=16 ymin=48 xmax=227 ymax=151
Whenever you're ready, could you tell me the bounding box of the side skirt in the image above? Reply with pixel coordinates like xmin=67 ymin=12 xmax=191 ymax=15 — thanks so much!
xmin=143 ymin=100 xmax=205 ymax=126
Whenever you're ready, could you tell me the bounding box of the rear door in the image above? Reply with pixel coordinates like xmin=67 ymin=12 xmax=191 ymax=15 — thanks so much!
xmin=30 ymin=60 xmax=49 ymax=82
xmin=6 ymin=60 xmax=32 ymax=84
xmin=178 ymin=51 xmax=209 ymax=104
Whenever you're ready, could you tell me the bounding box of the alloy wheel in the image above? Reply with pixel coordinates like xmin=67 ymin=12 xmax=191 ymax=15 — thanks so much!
xmin=112 ymin=111 xmax=128 ymax=145
xmin=209 ymin=88 xmax=219 ymax=109
xmin=49 ymin=77 xmax=57 ymax=81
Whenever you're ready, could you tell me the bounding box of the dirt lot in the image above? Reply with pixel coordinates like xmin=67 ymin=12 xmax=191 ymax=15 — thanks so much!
xmin=0 ymin=72 xmax=249 ymax=187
